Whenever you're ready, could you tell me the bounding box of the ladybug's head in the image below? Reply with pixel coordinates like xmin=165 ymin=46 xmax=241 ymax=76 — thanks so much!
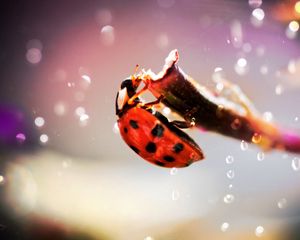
xmin=115 ymin=77 xmax=142 ymax=116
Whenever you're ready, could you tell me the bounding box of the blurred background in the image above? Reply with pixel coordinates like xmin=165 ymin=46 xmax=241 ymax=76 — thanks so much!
xmin=1 ymin=0 xmax=300 ymax=239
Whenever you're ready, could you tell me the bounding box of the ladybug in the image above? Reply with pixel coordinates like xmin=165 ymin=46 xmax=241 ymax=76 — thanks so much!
xmin=115 ymin=78 xmax=204 ymax=168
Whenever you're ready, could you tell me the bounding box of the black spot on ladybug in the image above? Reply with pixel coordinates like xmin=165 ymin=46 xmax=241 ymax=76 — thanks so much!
xmin=145 ymin=142 xmax=157 ymax=153
xmin=155 ymin=161 xmax=165 ymax=167
xmin=129 ymin=120 xmax=139 ymax=129
xmin=129 ymin=145 xmax=140 ymax=154
xmin=163 ymin=155 xmax=175 ymax=162
xmin=124 ymin=127 xmax=128 ymax=133
xmin=173 ymin=143 xmax=184 ymax=153
xmin=151 ymin=124 xmax=164 ymax=137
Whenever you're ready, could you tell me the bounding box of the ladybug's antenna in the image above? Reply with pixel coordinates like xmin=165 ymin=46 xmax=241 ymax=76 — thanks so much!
xmin=134 ymin=64 xmax=139 ymax=75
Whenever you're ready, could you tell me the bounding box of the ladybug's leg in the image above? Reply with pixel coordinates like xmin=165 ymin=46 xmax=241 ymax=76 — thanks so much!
xmin=171 ymin=120 xmax=195 ymax=129
xmin=127 ymin=83 xmax=149 ymax=105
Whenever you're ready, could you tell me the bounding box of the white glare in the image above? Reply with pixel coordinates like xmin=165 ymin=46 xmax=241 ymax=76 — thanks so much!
xmin=252 ymin=8 xmax=265 ymax=21
xmin=221 ymin=222 xmax=229 ymax=232
xmin=40 ymin=134 xmax=49 ymax=144
xmin=255 ymin=226 xmax=264 ymax=237
xmin=80 ymin=114 xmax=89 ymax=122
xmin=289 ymin=21 xmax=299 ymax=33
xmin=113 ymin=122 xmax=120 ymax=134
xmin=34 ymin=117 xmax=45 ymax=127
xmin=277 ymin=198 xmax=287 ymax=209
xmin=144 ymin=237 xmax=154 ymax=240
xmin=235 ymin=58 xmax=248 ymax=75
xmin=275 ymin=84 xmax=283 ymax=95
xmin=81 ymin=74 xmax=91 ymax=84
xmin=262 ymin=111 xmax=273 ymax=122
xmin=223 ymin=194 xmax=235 ymax=204
xmin=237 ymin=58 xmax=247 ymax=67
xmin=214 ymin=67 xmax=223 ymax=72
xmin=163 ymin=107 xmax=171 ymax=115
xmin=75 ymin=107 xmax=86 ymax=116
xmin=0 ymin=175 xmax=4 ymax=184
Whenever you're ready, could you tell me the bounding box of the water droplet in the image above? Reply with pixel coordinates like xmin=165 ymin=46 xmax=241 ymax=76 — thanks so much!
xmin=34 ymin=117 xmax=45 ymax=127
xmin=81 ymin=74 xmax=91 ymax=84
xmin=277 ymin=198 xmax=287 ymax=209
xmin=288 ymin=60 xmax=297 ymax=74
xmin=255 ymin=226 xmax=264 ymax=237
xmin=248 ymin=0 xmax=262 ymax=8
xmin=240 ymin=140 xmax=248 ymax=151
xmin=75 ymin=106 xmax=86 ymax=116
xmin=62 ymin=159 xmax=72 ymax=169
xmin=40 ymin=134 xmax=49 ymax=144
xmin=170 ymin=167 xmax=178 ymax=175
xmin=172 ymin=190 xmax=180 ymax=201
xmin=295 ymin=116 xmax=299 ymax=122
xmin=262 ymin=112 xmax=273 ymax=122
xmin=230 ymin=20 xmax=243 ymax=48
xmin=54 ymin=102 xmax=67 ymax=116
xmin=257 ymin=152 xmax=265 ymax=161
xmin=214 ymin=67 xmax=223 ymax=72
xmin=216 ymin=105 xmax=225 ymax=117
xmin=289 ymin=21 xmax=299 ymax=33
xmin=100 ymin=25 xmax=115 ymax=46
xmin=291 ymin=157 xmax=300 ymax=171
xmin=225 ymin=155 xmax=234 ymax=164
xmin=16 ymin=133 xmax=26 ymax=143
xmin=190 ymin=117 xmax=196 ymax=127
xmin=226 ymin=170 xmax=235 ymax=179
xmin=26 ymin=48 xmax=42 ymax=64
xmin=237 ymin=58 xmax=247 ymax=67
xmin=231 ymin=118 xmax=241 ymax=130
xmin=286 ymin=23 xmax=298 ymax=39
xmin=220 ymin=222 xmax=229 ymax=232
xmin=156 ymin=33 xmax=169 ymax=49
xmin=223 ymin=194 xmax=235 ymax=204
xmin=260 ymin=65 xmax=268 ymax=75
xmin=235 ymin=58 xmax=248 ymax=75
xmin=242 ymin=42 xmax=252 ymax=53
xmin=67 ymin=82 xmax=75 ymax=87
xmin=228 ymin=184 xmax=233 ymax=189
xmin=275 ymin=84 xmax=283 ymax=95
xmin=252 ymin=8 xmax=265 ymax=21
xmin=80 ymin=114 xmax=89 ymax=122
xmin=252 ymin=133 xmax=262 ymax=144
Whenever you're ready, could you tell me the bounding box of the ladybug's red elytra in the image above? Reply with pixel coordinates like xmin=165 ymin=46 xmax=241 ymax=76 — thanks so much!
xmin=115 ymin=78 xmax=204 ymax=168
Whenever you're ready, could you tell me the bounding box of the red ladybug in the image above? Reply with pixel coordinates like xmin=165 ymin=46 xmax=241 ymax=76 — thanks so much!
xmin=115 ymin=78 xmax=204 ymax=168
